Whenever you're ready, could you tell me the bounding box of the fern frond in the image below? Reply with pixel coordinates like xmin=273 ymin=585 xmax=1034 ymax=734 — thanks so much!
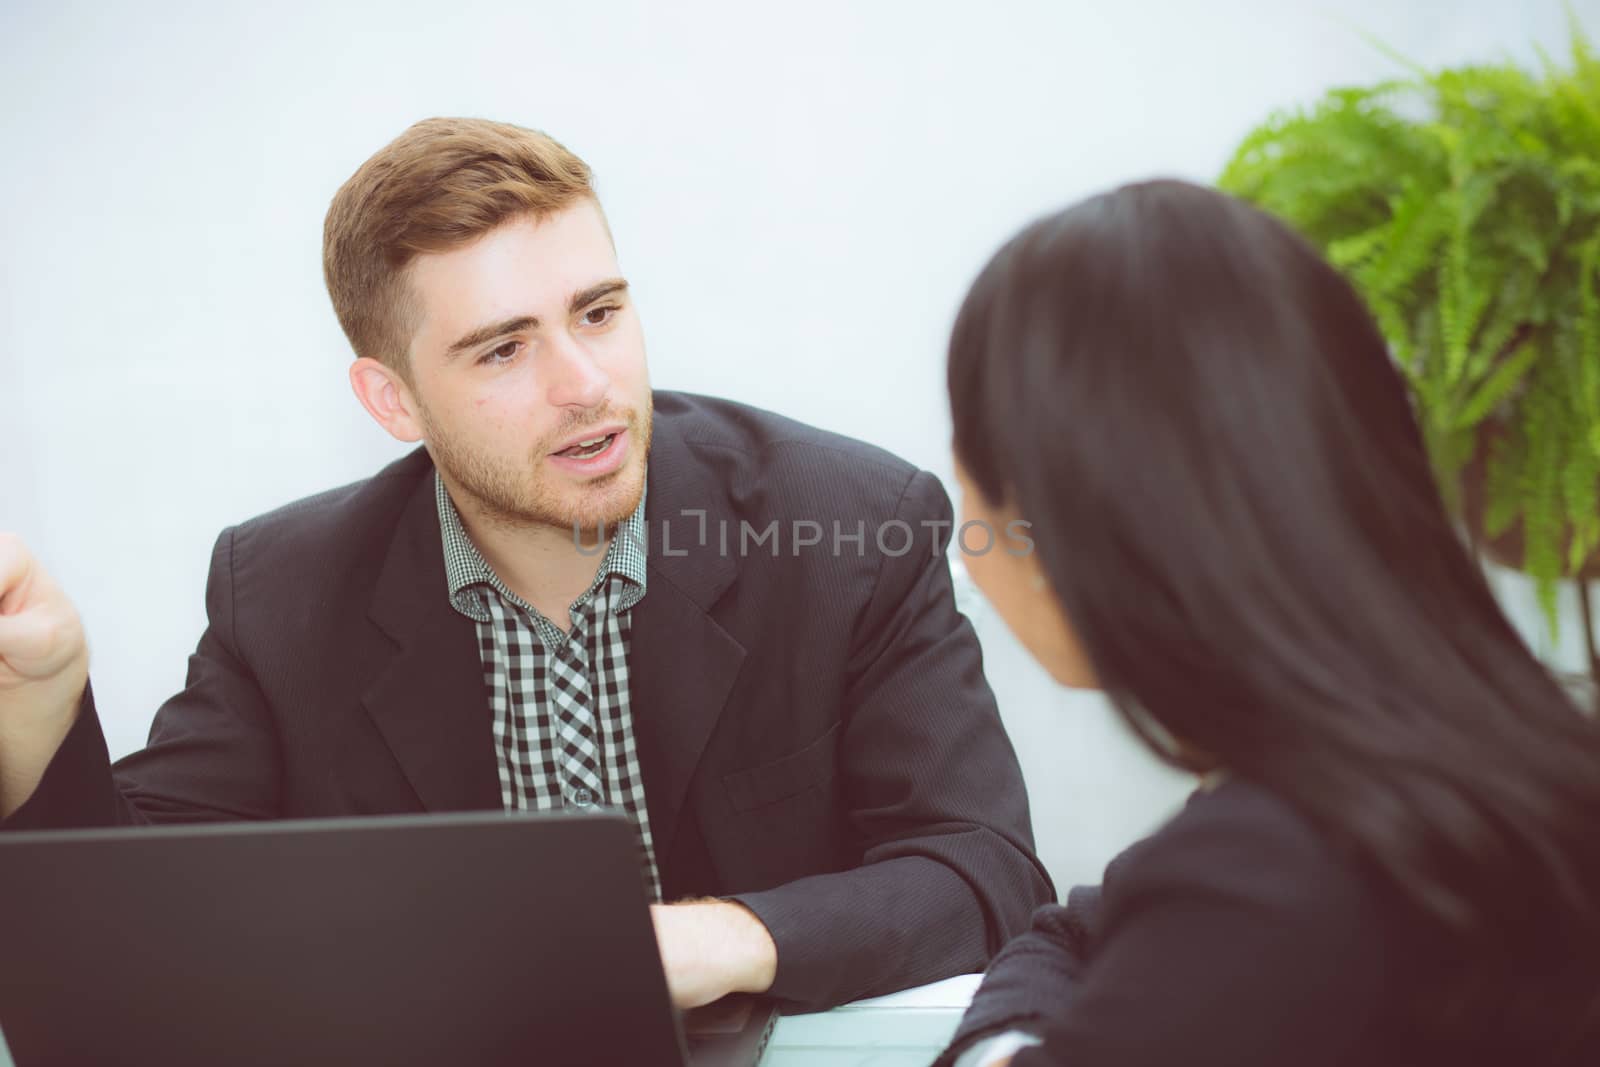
xmin=1451 ymin=332 xmax=1541 ymax=430
xmin=1223 ymin=12 xmax=1600 ymax=641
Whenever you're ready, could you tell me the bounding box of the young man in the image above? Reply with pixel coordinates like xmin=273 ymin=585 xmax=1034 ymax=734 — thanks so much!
xmin=0 ymin=117 xmax=1052 ymax=1012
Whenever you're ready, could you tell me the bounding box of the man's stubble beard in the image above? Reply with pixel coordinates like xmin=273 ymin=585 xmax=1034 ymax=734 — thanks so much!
xmin=420 ymin=400 xmax=653 ymax=535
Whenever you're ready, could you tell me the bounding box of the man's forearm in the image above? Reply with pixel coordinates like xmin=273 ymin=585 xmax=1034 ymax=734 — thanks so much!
xmin=703 ymin=899 xmax=778 ymax=996
xmin=0 ymin=683 xmax=83 ymax=818
xmin=651 ymin=898 xmax=778 ymax=1009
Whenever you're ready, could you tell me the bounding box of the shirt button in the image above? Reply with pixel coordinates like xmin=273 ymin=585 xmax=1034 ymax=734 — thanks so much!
xmin=571 ymin=787 xmax=595 ymax=807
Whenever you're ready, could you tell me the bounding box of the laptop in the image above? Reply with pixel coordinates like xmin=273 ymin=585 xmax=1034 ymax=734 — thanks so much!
xmin=0 ymin=811 xmax=777 ymax=1067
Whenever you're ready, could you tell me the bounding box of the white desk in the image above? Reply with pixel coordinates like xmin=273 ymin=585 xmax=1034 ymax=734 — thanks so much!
xmin=764 ymin=973 xmax=980 ymax=1065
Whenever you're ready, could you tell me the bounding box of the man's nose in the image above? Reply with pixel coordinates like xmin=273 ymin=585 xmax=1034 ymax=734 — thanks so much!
xmin=544 ymin=333 xmax=610 ymax=410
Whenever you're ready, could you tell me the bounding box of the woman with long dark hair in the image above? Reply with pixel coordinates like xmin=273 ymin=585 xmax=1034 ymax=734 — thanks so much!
xmin=937 ymin=179 xmax=1600 ymax=1066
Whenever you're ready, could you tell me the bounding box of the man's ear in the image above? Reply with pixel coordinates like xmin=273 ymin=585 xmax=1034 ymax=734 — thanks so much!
xmin=349 ymin=357 xmax=424 ymax=443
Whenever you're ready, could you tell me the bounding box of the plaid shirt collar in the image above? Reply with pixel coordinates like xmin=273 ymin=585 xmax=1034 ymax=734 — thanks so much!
xmin=435 ymin=470 xmax=648 ymax=624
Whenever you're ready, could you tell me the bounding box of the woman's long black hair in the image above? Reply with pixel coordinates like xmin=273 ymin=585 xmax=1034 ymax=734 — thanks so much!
xmin=949 ymin=179 xmax=1600 ymax=1050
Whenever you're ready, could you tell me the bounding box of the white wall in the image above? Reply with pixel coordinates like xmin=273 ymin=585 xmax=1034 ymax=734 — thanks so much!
xmin=2 ymin=0 xmax=1592 ymax=891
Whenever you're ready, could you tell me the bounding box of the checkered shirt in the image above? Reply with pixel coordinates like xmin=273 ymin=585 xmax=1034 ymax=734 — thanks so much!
xmin=435 ymin=471 xmax=661 ymax=901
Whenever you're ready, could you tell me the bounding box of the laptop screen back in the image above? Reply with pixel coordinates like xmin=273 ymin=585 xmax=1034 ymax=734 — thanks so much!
xmin=0 ymin=811 xmax=688 ymax=1067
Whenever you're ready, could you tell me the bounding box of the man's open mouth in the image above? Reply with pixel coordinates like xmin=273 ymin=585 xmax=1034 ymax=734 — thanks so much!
xmin=554 ymin=432 xmax=619 ymax=459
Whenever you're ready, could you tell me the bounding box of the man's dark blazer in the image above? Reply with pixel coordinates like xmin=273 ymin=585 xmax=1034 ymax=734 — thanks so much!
xmin=6 ymin=390 xmax=1054 ymax=1010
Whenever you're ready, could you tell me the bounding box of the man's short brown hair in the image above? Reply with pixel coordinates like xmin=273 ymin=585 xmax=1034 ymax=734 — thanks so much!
xmin=322 ymin=117 xmax=596 ymax=378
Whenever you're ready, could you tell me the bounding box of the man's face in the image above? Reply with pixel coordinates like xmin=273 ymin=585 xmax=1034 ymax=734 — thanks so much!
xmin=401 ymin=200 xmax=652 ymax=533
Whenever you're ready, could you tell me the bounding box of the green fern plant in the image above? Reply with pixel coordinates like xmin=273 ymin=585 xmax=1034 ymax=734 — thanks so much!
xmin=1220 ymin=12 xmax=1600 ymax=647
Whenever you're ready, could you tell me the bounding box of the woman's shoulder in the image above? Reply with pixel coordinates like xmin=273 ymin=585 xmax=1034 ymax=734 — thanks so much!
xmin=1123 ymin=775 xmax=1358 ymax=873
xmin=1002 ymin=778 xmax=1423 ymax=1066
xmin=1102 ymin=775 xmax=1402 ymax=961
xmin=1085 ymin=778 xmax=1599 ymax=1065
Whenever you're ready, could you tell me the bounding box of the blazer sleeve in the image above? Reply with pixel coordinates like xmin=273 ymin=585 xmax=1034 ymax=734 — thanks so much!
xmin=1 ymin=527 xmax=284 ymax=830
xmin=996 ymin=785 xmax=1396 ymax=1067
xmin=932 ymin=885 xmax=1105 ymax=1067
xmin=731 ymin=469 xmax=1055 ymax=1009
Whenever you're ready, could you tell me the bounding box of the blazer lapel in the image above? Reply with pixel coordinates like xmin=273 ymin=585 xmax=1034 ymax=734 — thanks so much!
xmin=354 ymin=417 xmax=748 ymax=842
xmin=361 ymin=459 xmax=501 ymax=813
xmin=628 ymin=415 xmax=745 ymax=863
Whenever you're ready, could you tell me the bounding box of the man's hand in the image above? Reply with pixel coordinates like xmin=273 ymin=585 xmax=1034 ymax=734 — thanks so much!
xmin=0 ymin=533 xmax=89 ymax=817
xmin=649 ymin=898 xmax=778 ymax=1010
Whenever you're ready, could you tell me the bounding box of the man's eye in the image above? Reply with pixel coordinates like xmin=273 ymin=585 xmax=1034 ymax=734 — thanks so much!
xmin=583 ymin=304 xmax=619 ymax=326
xmin=480 ymin=340 xmax=521 ymax=365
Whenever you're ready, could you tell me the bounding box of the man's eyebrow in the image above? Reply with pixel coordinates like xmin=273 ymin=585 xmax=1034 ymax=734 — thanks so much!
xmin=569 ymin=278 xmax=629 ymax=312
xmin=444 ymin=315 xmax=539 ymax=360
xmin=442 ymin=279 xmax=630 ymax=362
